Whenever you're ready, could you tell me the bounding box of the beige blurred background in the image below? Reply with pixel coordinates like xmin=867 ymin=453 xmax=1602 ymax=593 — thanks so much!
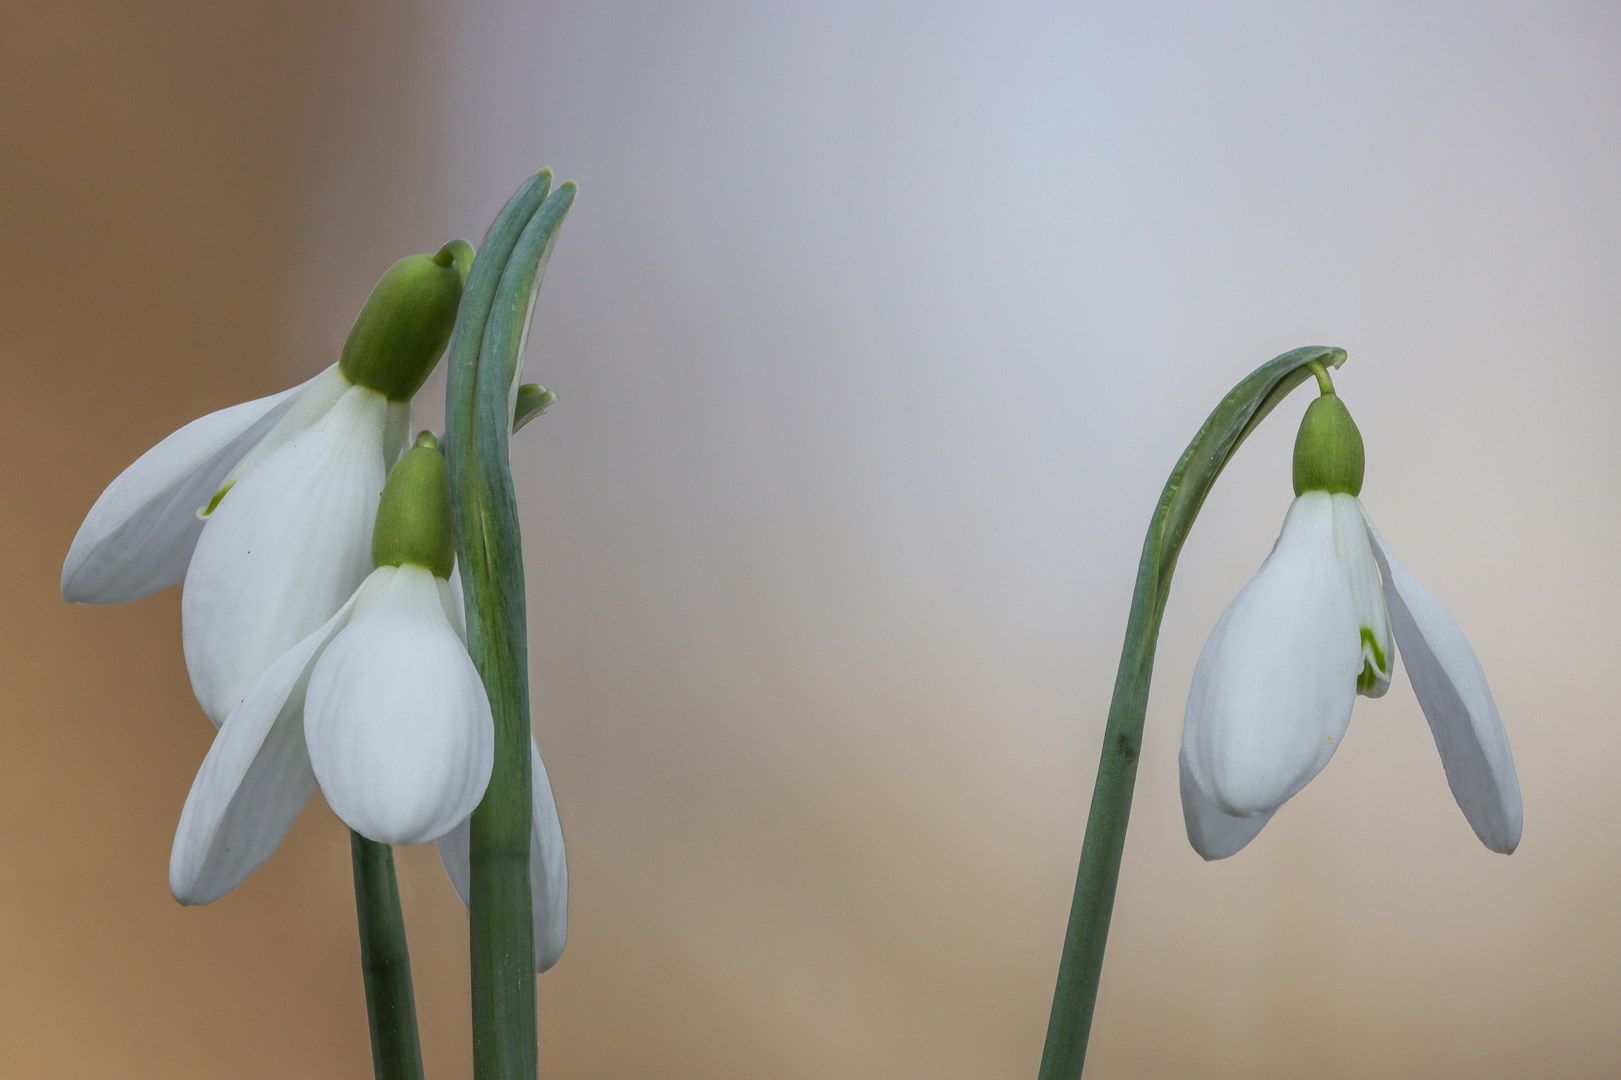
xmin=3 ymin=0 xmax=1619 ymax=1076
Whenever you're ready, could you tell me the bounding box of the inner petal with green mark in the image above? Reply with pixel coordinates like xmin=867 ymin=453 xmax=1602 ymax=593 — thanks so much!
xmin=1357 ymin=625 xmax=1389 ymax=694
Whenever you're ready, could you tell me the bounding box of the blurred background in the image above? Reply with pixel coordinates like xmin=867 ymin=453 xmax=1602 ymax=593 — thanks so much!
xmin=3 ymin=0 xmax=1618 ymax=1076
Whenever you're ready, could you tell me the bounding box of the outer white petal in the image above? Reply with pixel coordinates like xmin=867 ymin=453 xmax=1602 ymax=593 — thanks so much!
xmin=437 ymin=738 xmax=570 ymax=971
xmin=305 ymin=565 xmax=494 ymax=845
xmin=169 ymin=591 xmax=359 ymax=905
xmin=182 ymin=383 xmax=389 ymax=725
xmin=1181 ymin=492 xmax=1362 ymax=817
xmin=1179 ymin=749 xmax=1276 ymax=860
xmin=1331 ymin=493 xmax=1394 ymax=698
xmin=1360 ymin=506 xmax=1523 ymax=854
xmin=61 ymin=382 xmax=306 ymax=604
xmin=205 ymin=365 xmax=352 ymax=501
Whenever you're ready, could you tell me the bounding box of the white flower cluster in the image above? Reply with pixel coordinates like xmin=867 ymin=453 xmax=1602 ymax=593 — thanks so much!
xmin=62 ymin=251 xmax=567 ymax=971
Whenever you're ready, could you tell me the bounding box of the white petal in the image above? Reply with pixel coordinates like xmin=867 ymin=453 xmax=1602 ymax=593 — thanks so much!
xmin=1359 ymin=506 xmax=1523 ymax=854
xmin=169 ymin=592 xmax=359 ymax=905
xmin=204 ymin=365 xmax=352 ymax=503
xmin=182 ymin=383 xmax=389 ymax=725
xmin=1331 ymin=493 xmax=1394 ymax=698
xmin=1179 ymin=749 xmax=1275 ymax=860
xmin=61 ymin=383 xmax=306 ymax=605
xmin=305 ymin=565 xmax=494 ymax=845
xmin=439 ymin=568 xmax=467 ymax=639
xmin=1181 ymin=492 xmax=1362 ymax=817
xmin=437 ymin=738 xmax=570 ymax=971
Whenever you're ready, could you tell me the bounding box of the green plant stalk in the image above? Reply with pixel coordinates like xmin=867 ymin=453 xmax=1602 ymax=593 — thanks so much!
xmin=1036 ymin=345 xmax=1349 ymax=1080
xmin=444 ymin=170 xmax=576 ymax=1080
xmin=351 ymin=832 xmax=425 ymax=1080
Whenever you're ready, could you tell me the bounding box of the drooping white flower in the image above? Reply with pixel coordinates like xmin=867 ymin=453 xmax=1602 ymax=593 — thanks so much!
xmin=166 ymin=433 xmax=568 ymax=968
xmin=62 ymin=246 xmax=469 ymax=726
xmin=1179 ymin=385 xmax=1522 ymax=860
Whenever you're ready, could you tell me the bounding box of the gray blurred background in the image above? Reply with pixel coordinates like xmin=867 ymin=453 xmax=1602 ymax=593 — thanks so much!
xmin=4 ymin=1 xmax=1618 ymax=1076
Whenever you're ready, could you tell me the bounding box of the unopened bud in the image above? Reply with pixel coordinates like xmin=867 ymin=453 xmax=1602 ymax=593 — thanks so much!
xmin=513 ymin=384 xmax=557 ymax=432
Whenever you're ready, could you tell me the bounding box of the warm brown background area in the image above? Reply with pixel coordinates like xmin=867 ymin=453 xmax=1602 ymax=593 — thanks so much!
xmin=4 ymin=2 xmax=1620 ymax=1078
xmin=0 ymin=2 xmax=462 ymax=1076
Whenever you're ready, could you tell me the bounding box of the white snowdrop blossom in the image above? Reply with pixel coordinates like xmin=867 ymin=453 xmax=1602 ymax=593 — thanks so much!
xmin=61 ymin=247 xmax=467 ymax=726
xmin=166 ymin=434 xmax=568 ymax=969
xmin=1179 ymin=386 xmax=1522 ymax=860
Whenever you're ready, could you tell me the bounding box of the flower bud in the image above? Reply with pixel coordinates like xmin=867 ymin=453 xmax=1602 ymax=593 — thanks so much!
xmin=339 ymin=240 xmax=475 ymax=402
xmin=1292 ymin=392 xmax=1364 ymax=496
xmin=371 ymin=431 xmax=455 ymax=578
xmin=513 ymin=383 xmax=557 ymax=432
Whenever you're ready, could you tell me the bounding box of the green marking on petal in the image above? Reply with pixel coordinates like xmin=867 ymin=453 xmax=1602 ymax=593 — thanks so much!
xmin=1356 ymin=624 xmax=1388 ymax=693
xmin=197 ymin=482 xmax=234 ymax=519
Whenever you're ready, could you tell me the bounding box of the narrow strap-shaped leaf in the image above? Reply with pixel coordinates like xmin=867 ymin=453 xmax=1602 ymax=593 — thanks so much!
xmin=1037 ymin=345 xmax=1347 ymax=1080
xmin=444 ymin=170 xmax=575 ymax=1080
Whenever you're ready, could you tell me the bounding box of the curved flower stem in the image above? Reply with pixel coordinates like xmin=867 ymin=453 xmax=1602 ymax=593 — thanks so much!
xmin=351 ymin=832 xmax=425 ymax=1080
xmin=444 ymin=170 xmax=576 ymax=1080
xmin=1036 ymin=345 xmax=1349 ymax=1080
xmin=1306 ymin=359 xmax=1336 ymax=395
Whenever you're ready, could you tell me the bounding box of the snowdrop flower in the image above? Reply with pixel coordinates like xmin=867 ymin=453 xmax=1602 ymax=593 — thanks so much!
xmin=62 ymin=244 xmax=470 ymax=726
xmin=1179 ymin=369 xmax=1522 ymax=860
xmin=168 ymin=433 xmax=568 ymax=969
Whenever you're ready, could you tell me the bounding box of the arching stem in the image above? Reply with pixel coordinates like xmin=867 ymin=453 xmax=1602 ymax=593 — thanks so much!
xmin=1036 ymin=346 xmax=1348 ymax=1080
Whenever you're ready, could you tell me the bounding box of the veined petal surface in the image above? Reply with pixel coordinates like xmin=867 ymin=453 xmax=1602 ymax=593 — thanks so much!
xmin=1179 ymin=750 xmax=1276 ymax=860
xmin=1360 ymin=507 xmax=1523 ymax=854
xmin=61 ymin=382 xmax=307 ymax=605
xmin=438 ymin=738 xmax=570 ymax=971
xmin=304 ymin=565 xmax=494 ymax=846
xmin=1182 ymin=492 xmax=1362 ymax=817
xmin=169 ymin=592 xmax=358 ymax=905
xmin=182 ymin=383 xmax=389 ymax=725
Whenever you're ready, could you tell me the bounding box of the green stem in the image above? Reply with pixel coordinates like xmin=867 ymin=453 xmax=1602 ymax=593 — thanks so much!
xmin=444 ymin=170 xmax=576 ymax=1080
xmin=1306 ymin=359 xmax=1336 ymax=395
xmin=351 ymin=831 xmax=425 ymax=1080
xmin=1036 ymin=346 xmax=1349 ymax=1080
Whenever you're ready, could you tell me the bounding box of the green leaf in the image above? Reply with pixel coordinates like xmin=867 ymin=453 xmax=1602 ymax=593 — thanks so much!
xmin=444 ymin=169 xmax=575 ymax=1080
